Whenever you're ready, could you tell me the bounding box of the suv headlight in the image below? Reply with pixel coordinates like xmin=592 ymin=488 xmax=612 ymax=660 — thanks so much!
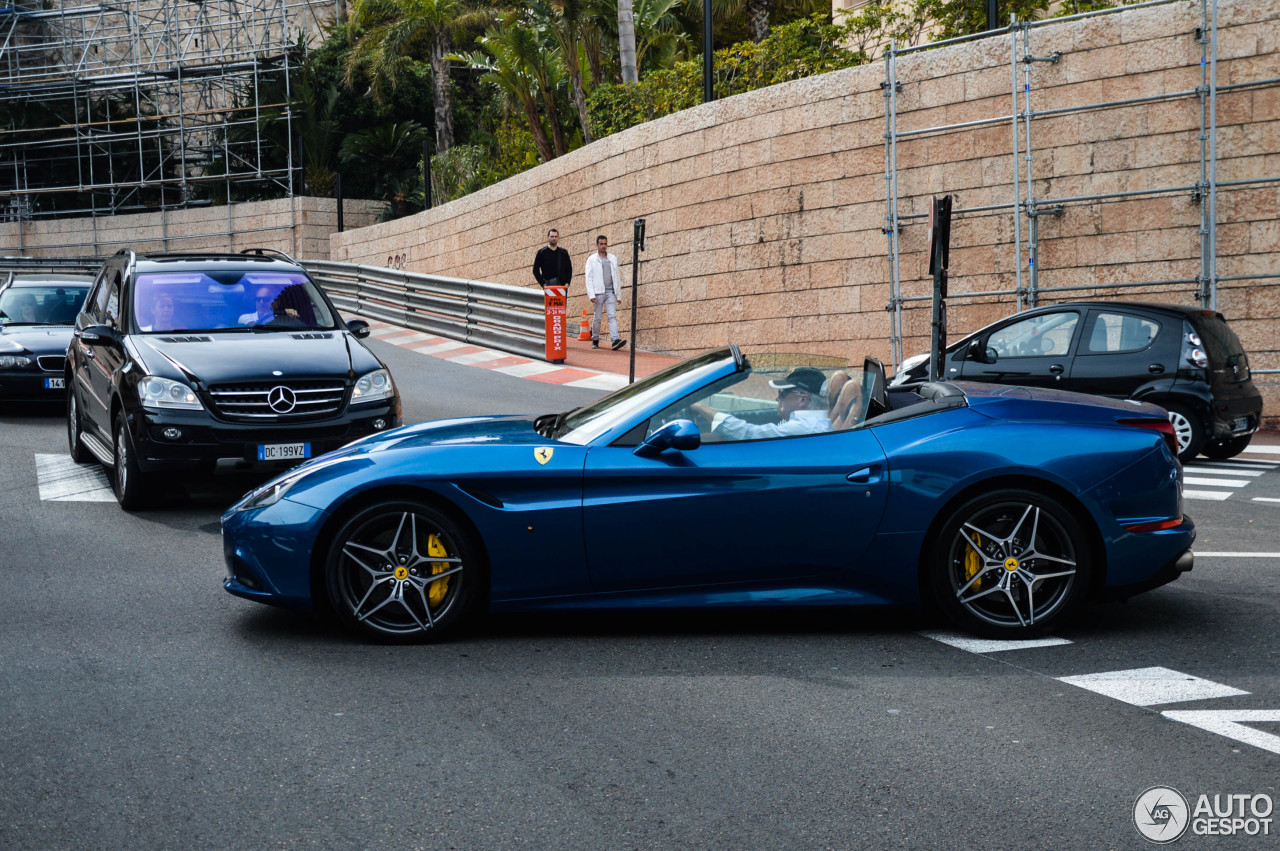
xmin=351 ymin=368 xmax=394 ymax=403
xmin=138 ymin=375 xmax=203 ymax=410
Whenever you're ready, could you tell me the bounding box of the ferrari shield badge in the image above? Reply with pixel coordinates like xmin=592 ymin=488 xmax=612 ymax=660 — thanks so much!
xmin=534 ymin=447 xmax=554 ymax=465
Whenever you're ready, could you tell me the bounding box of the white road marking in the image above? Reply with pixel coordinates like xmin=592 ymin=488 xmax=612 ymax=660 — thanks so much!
xmin=1194 ymin=551 xmax=1280 ymax=557
xmin=448 ymin=350 xmax=510 ymax=365
xmin=1057 ymin=667 xmax=1249 ymax=706
xmin=1182 ymin=465 xmax=1265 ymax=477
xmin=919 ymin=631 xmax=1072 ymax=653
xmin=1191 ymin=459 xmax=1277 ymax=470
xmin=1161 ymin=710 xmax=1280 ymax=756
xmin=1241 ymin=445 xmax=1280 ymax=455
xmin=35 ymin=453 xmax=115 ymax=502
xmin=410 ymin=341 xmax=469 ymax=355
xmin=565 ymin=374 xmax=630 ymax=391
xmin=1183 ymin=490 xmax=1232 ymax=501
xmin=491 ymin=361 xmax=563 ymax=378
xmin=1183 ymin=476 xmax=1252 ymax=488
xmin=1251 ymin=498 xmax=1280 ymax=504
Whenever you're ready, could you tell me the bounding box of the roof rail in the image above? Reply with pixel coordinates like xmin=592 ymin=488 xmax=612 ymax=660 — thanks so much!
xmin=240 ymin=248 xmax=296 ymax=263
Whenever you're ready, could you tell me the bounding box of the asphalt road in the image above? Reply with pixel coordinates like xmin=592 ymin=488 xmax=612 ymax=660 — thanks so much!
xmin=1 ymin=340 xmax=1277 ymax=849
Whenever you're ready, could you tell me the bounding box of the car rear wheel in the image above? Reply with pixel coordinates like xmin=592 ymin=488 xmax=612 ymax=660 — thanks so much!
xmin=930 ymin=489 xmax=1092 ymax=638
xmin=1200 ymin=434 xmax=1252 ymax=460
xmin=113 ymin=413 xmax=151 ymax=510
xmin=324 ymin=500 xmax=482 ymax=643
xmin=67 ymin=388 xmax=91 ymax=464
xmin=1164 ymin=403 xmax=1204 ymax=462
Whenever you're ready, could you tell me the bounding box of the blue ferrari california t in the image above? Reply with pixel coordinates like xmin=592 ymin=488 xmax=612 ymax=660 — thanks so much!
xmin=223 ymin=346 xmax=1194 ymax=642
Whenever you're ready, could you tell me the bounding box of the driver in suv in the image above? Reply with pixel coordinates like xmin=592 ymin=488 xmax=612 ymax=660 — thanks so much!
xmin=66 ymin=249 xmax=401 ymax=509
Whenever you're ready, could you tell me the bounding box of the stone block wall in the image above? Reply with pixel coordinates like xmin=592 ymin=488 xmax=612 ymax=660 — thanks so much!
xmin=331 ymin=0 xmax=1278 ymax=427
xmin=0 ymin=197 xmax=380 ymax=260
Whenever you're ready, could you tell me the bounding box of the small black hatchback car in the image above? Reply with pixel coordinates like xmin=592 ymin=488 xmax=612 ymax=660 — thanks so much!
xmin=66 ymin=249 xmax=401 ymax=508
xmin=890 ymin=301 xmax=1263 ymax=462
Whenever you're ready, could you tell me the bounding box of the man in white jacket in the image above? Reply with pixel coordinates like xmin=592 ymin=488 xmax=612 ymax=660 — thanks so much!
xmin=583 ymin=234 xmax=627 ymax=350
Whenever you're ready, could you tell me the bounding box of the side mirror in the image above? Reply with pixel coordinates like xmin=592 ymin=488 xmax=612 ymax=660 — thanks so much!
xmin=346 ymin=319 xmax=371 ymax=339
xmin=633 ymin=419 xmax=701 ymax=458
xmin=79 ymin=324 xmax=121 ymax=346
xmin=968 ymin=340 xmax=995 ymax=364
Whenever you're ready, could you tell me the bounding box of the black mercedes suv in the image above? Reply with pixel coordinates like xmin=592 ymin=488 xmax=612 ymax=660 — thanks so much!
xmin=889 ymin=301 xmax=1263 ymax=462
xmin=66 ymin=249 xmax=401 ymax=508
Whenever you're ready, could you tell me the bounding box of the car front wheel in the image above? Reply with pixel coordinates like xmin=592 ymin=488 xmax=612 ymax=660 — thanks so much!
xmin=929 ymin=489 xmax=1092 ymax=638
xmin=113 ymin=413 xmax=150 ymax=510
xmin=324 ymin=500 xmax=482 ymax=643
xmin=1164 ymin=403 xmax=1205 ymax=462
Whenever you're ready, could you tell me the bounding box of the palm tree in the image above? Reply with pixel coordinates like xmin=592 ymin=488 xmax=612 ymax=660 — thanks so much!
xmin=618 ymin=0 xmax=638 ymax=82
xmin=345 ymin=0 xmax=495 ymax=154
xmin=454 ymin=23 xmax=562 ymax=162
xmin=338 ymin=121 xmax=430 ymax=199
xmin=531 ymin=0 xmax=595 ymax=145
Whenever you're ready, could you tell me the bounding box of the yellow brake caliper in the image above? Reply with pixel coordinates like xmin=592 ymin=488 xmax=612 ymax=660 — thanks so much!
xmin=427 ymin=534 xmax=451 ymax=607
xmin=964 ymin=532 xmax=983 ymax=591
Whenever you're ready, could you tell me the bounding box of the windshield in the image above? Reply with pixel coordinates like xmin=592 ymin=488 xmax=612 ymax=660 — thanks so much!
xmin=548 ymin=348 xmax=736 ymax=444
xmin=131 ymin=271 xmax=336 ymax=333
xmin=0 ymin=285 xmax=89 ymax=326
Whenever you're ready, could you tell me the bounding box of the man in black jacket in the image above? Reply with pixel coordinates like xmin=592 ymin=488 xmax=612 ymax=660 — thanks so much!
xmin=533 ymin=228 xmax=573 ymax=290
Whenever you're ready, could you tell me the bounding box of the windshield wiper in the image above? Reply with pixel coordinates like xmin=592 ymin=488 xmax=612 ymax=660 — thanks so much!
xmin=533 ymin=409 xmax=575 ymax=438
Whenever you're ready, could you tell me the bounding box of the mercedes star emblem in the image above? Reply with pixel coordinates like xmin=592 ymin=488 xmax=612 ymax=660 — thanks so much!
xmin=267 ymin=385 xmax=296 ymax=414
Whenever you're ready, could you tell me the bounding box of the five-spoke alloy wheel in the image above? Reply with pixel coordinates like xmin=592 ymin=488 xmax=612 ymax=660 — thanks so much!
xmin=931 ymin=489 xmax=1092 ymax=638
xmin=324 ymin=500 xmax=481 ymax=642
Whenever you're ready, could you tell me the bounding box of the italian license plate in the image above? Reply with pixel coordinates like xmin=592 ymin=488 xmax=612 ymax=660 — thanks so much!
xmin=258 ymin=442 xmax=311 ymax=461
xmin=1231 ymin=416 xmax=1250 ymax=434
xmin=44 ymin=377 xmax=65 ymax=389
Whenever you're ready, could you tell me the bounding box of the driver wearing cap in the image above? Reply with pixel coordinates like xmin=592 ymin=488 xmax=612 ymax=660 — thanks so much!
xmin=697 ymin=367 xmax=833 ymax=440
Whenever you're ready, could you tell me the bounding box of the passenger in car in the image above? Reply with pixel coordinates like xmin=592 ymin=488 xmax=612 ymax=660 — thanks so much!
xmin=140 ymin=293 xmax=176 ymax=332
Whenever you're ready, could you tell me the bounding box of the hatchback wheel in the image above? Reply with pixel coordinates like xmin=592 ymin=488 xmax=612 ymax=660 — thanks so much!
xmin=930 ymin=489 xmax=1092 ymax=638
xmin=324 ymin=500 xmax=483 ymax=642
xmin=1163 ymin=404 xmax=1204 ymax=462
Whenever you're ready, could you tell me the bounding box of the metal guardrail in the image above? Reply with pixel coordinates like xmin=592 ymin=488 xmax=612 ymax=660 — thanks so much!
xmin=0 ymin=255 xmax=104 ymax=276
xmin=302 ymin=260 xmax=547 ymax=361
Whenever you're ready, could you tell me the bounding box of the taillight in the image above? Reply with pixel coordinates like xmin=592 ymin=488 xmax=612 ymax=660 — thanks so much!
xmin=1118 ymin=417 xmax=1178 ymax=455
xmin=1123 ymin=517 xmax=1184 ymax=533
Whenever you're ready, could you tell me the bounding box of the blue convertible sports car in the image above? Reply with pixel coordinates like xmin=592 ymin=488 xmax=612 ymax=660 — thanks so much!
xmin=223 ymin=346 xmax=1194 ymax=642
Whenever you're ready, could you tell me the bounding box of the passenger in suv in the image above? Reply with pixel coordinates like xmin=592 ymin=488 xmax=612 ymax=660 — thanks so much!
xmin=889 ymin=301 xmax=1262 ymax=462
xmin=66 ymin=249 xmax=401 ymax=509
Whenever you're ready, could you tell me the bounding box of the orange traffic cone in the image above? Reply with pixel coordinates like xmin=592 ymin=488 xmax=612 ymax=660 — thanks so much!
xmin=578 ymin=309 xmax=591 ymax=341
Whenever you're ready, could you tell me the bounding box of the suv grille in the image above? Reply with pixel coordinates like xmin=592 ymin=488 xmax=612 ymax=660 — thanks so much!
xmin=37 ymin=355 xmax=65 ymax=372
xmin=208 ymin=380 xmax=347 ymax=420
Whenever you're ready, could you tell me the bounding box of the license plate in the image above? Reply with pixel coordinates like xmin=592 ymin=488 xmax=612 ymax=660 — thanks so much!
xmin=258 ymin=442 xmax=310 ymax=461
xmin=44 ymin=377 xmax=65 ymax=389
xmin=1231 ymin=416 xmax=1250 ymax=434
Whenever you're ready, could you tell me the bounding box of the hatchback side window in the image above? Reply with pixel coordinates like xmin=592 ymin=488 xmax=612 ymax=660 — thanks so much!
xmin=1084 ymin=312 xmax=1160 ymax=354
xmin=987 ymin=312 xmax=1078 ymax=358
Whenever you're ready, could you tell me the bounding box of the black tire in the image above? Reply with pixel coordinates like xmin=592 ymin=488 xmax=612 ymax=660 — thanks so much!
xmin=67 ymin=386 xmax=92 ymax=464
xmin=323 ymin=500 xmax=483 ymax=643
xmin=929 ymin=489 xmax=1093 ymax=638
xmin=1201 ymin=433 xmax=1252 ymax=460
xmin=112 ymin=412 xmax=151 ymax=510
xmin=1163 ymin=403 xmax=1205 ymax=463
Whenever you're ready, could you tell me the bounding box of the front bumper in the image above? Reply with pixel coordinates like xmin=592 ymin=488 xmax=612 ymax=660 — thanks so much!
xmin=128 ymin=402 xmax=399 ymax=473
xmin=0 ymin=370 xmax=66 ymax=400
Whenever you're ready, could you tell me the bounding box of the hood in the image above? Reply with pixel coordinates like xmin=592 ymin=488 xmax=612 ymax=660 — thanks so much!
xmin=132 ymin=331 xmax=364 ymax=384
xmin=337 ymin=415 xmax=546 ymax=457
xmin=0 ymin=325 xmax=76 ymax=354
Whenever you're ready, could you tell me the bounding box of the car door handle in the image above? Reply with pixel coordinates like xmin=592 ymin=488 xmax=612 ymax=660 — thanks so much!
xmin=846 ymin=465 xmax=883 ymax=484
xmin=1148 ymin=364 xmax=1164 ymax=374
xmin=84 ymin=348 xmax=95 ymax=360
xmin=1049 ymin=363 xmax=1065 ymax=375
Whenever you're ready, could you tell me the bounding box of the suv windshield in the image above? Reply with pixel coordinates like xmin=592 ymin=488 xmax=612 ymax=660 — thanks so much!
xmin=132 ymin=270 xmax=336 ymax=333
xmin=0 ymin=285 xmax=90 ymax=326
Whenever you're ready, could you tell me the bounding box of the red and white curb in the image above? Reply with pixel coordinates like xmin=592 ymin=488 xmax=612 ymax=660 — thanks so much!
xmin=363 ymin=319 xmax=628 ymax=391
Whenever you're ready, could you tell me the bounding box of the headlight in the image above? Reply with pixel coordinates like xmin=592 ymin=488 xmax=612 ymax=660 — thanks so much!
xmin=137 ymin=375 xmax=203 ymax=410
xmin=0 ymin=355 xmax=32 ymax=368
xmin=235 ymin=454 xmax=349 ymax=511
xmin=351 ymin=368 xmax=394 ymax=403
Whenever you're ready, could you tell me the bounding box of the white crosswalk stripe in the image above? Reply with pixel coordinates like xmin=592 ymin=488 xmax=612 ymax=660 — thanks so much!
xmin=1181 ymin=457 xmax=1275 ymax=502
xmin=35 ymin=453 xmax=115 ymax=502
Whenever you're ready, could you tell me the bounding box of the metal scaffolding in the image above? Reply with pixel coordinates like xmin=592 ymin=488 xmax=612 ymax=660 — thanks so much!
xmin=881 ymin=0 xmax=1280 ymax=371
xmin=0 ymin=0 xmax=334 ymax=253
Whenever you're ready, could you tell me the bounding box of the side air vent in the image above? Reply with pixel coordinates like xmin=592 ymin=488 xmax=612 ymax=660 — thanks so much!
xmin=158 ymin=335 xmax=215 ymax=343
xmin=290 ymin=333 xmax=334 ymax=340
